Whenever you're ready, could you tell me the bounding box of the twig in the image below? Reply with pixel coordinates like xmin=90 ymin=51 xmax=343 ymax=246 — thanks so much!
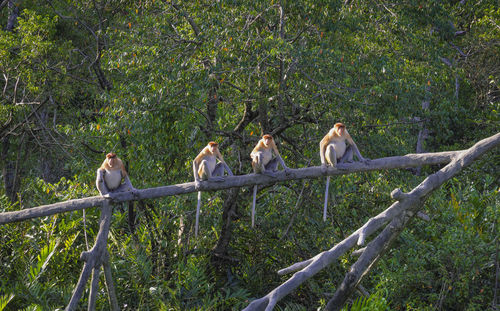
xmin=279 ymin=181 xmax=306 ymax=241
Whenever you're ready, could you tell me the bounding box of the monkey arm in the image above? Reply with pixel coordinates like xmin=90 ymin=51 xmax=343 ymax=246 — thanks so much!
xmin=271 ymin=143 xmax=287 ymax=169
xmin=96 ymin=169 xmax=109 ymax=196
xmin=223 ymin=162 xmax=233 ymax=176
xmin=215 ymin=150 xmax=233 ymax=176
xmin=319 ymin=140 xmax=327 ymax=166
xmin=192 ymin=161 xmax=201 ymax=182
xmin=123 ymin=174 xmax=136 ymax=191
xmin=347 ymin=137 xmax=367 ymax=162
xmin=276 ymin=154 xmax=289 ymax=171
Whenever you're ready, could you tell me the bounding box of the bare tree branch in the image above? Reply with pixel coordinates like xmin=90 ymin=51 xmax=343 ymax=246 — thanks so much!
xmin=0 ymin=133 xmax=497 ymax=311
xmin=0 ymin=0 xmax=9 ymax=10
xmin=102 ymin=250 xmax=119 ymax=311
xmin=65 ymin=201 xmax=113 ymax=311
xmin=242 ymin=132 xmax=500 ymax=311
xmin=170 ymin=2 xmax=200 ymax=36
xmin=0 ymin=149 xmax=469 ymax=225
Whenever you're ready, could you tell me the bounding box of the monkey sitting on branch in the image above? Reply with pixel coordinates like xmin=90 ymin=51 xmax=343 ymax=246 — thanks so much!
xmin=320 ymin=123 xmax=368 ymax=221
xmin=192 ymin=141 xmax=233 ymax=237
xmin=96 ymin=153 xmax=138 ymax=198
xmin=250 ymin=134 xmax=290 ymax=227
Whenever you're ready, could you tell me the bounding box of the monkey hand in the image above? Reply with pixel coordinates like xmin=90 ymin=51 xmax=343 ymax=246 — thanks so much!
xmin=103 ymin=192 xmax=116 ymax=200
xmin=360 ymin=157 xmax=370 ymax=164
xmin=194 ymin=180 xmax=201 ymax=191
xmin=321 ymin=163 xmax=328 ymax=174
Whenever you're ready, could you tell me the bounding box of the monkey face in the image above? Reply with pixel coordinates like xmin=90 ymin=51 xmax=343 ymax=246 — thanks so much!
xmin=209 ymin=145 xmax=218 ymax=154
xmin=263 ymin=135 xmax=273 ymax=147
xmin=107 ymin=156 xmax=118 ymax=168
xmin=335 ymin=124 xmax=346 ymax=136
xmin=208 ymin=142 xmax=219 ymax=154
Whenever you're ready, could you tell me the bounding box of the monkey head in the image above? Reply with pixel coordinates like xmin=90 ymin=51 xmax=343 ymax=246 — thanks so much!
xmin=262 ymin=134 xmax=273 ymax=147
xmin=208 ymin=142 xmax=219 ymax=154
xmin=334 ymin=123 xmax=346 ymax=136
xmin=106 ymin=152 xmax=118 ymax=167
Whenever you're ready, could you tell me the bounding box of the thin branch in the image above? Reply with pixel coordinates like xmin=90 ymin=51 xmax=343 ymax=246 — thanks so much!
xmin=170 ymin=2 xmax=200 ymax=36
xmin=0 ymin=0 xmax=9 ymax=10
xmin=279 ymin=180 xmax=306 ymax=241
xmin=81 ymin=142 xmax=105 ymax=154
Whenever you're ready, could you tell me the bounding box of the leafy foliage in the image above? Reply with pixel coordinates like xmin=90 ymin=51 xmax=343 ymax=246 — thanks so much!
xmin=0 ymin=0 xmax=498 ymax=310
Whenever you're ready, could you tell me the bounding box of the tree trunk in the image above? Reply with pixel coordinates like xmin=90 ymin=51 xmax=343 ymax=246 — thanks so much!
xmin=6 ymin=0 xmax=18 ymax=31
xmin=212 ymin=188 xmax=240 ymax=257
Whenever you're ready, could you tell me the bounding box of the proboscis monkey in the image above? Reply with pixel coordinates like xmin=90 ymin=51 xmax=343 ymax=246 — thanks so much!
xmin=193 ymin=141 xmax=233 ymax=237
xmin=250 ymin=134 xmax=289 ymax=227
xmin=96 ymin=153 xmax=138 ymax=198
xmin=320 ymin=123 xmax=367 ymax=221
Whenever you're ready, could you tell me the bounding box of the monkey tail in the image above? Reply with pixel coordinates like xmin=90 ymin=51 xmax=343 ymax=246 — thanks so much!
xmin=251 ymin=185 xmax=258 ymax=228
xmin=323 ymin=176 xmax=330 ymax=221
xmin=195 ymin=191 xmax=202 ymax=237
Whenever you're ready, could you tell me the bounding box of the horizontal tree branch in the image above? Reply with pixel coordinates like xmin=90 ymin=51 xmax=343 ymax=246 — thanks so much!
xmin=243 ymin=132 xmax=500 ymax=311
xmin=0 ymin=150 xmax=463 ymax=225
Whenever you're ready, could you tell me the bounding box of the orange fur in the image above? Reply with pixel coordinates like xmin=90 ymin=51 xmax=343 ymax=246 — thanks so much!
xmin=194 ymin=142 xmax=225 ymax=179
xmin=251 ymin=135 xmax=279 ymax=157
xmin=194 ymin=143 xmax=223 ymax=166
xmin=251 ymin=134 xmax=280 ymax=172
xmin=100 ymin=153 xmax=128 ymax=177
xmin=320 ymin=123 xmax=354 ymax=161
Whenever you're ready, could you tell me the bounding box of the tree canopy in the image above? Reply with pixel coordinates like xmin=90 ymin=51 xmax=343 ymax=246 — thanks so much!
xmin=0 ymin=1 xmax=498 ymax=310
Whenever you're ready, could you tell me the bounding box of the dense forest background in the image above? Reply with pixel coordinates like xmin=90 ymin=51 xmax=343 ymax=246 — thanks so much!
xmin=0 ymin=0 xmax=498 ymax=310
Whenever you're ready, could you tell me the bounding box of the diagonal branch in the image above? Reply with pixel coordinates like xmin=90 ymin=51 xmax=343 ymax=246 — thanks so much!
xmin=325 ymin=209 xmax=409 ymax=311
xmin=65 ymin=201 xmax=113 ymax=311
xmin=242 ymin=132 xmax=500 ymax=311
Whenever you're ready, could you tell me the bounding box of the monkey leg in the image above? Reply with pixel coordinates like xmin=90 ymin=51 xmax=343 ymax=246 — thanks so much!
xmin=212 ymin=162 xmax=224 ymax=176
xmin=339 ymin=146 xmax=354 ymax=163
xmin=252 ymin=153 xmax=266 ymax=174
xmin=96 ymin=169 xmax=110 ymax=196
xmin=209 ymin=163 xmax=225 ymax=182
xmin=325 ymin=145 xmax=338 ymax=166
xmin=265 ymin=158 xmax=279 ymax=171
xmin=198 ymin=160 xmax=211 ymax=180
xmin=261 ymin=158 xmax=279 ymax=177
